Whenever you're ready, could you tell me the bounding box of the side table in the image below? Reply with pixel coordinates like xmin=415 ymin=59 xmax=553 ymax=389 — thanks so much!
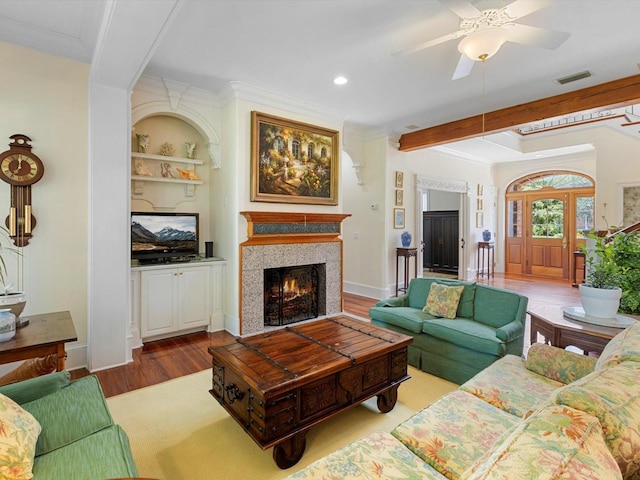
xmin=477 ymin=241 xmax=494 ymax=278
xmin=396 ymin=247 xmax=418 ymax=296
xmin=528 ymin=304 xmax=619 ymax=355
xmin=0 ymin=311 xmax=77 ymax=371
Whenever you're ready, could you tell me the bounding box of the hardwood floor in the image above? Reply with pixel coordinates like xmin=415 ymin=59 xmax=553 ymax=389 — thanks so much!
xmin=74 ymin=274 xmax=579 ymax=397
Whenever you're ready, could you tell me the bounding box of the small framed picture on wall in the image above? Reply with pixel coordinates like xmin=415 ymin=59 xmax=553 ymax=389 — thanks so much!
xmin=477 ymin=198 xmax=483 ymax=211
xmin=395 ymin=171 xmax=404 ymax=188
xmin=394 ymin=208 xmax=405 ymax=229
xmin=476 ymin=212 xmax=484 ymax=228
xmin=395 ymin=189 xmax=403 ymax=206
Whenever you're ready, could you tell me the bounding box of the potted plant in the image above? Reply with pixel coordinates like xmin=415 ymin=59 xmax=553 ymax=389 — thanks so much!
xmin=609 ymin=230 xmax=640 ymax=316
xmin=579 ymin=230 xmax=623 ymax=318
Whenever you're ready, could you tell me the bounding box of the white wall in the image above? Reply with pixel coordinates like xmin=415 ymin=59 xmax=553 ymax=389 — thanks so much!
xmin=217 ymin=84 xmax=346 ymax=334
xmin=0 ymin=42 xmax=89 ymax=371
xmin=426 ymin=190 xmax=460 ymax=211
xmin=342 ymin=132 xmax=387 ymax=299
xmin=387 ymin=146 xmax=493 ymax=287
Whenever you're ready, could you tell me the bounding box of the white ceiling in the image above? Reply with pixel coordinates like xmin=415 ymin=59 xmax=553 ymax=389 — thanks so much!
xmin=1 ymin=0 xmax=639 ymax=162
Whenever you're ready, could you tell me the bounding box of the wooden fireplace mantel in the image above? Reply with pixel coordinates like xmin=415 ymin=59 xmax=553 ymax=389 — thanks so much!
xmin=240 ymin=211 xmax=351 ymax=245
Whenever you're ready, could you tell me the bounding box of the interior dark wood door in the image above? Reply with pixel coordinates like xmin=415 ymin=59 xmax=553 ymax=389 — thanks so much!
xmin=423 ymin=210 xmax=459 ymax=273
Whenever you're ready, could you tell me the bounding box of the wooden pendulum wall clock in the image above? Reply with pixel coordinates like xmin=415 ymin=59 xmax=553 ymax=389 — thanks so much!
xmin=0 ymin=134 xmax=45 ymax=247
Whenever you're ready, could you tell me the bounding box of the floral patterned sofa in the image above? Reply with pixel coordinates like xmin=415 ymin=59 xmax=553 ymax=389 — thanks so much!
xmin=285 ymin=321 xmax=640 ymax=479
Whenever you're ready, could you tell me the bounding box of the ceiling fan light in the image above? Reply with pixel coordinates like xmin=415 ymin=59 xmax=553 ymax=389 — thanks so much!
xmin=458 ymin=27 xmax=508 ymax=61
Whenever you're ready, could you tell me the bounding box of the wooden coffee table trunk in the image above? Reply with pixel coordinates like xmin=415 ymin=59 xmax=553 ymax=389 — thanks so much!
xmin=208 ymin=315 xmax=412 ymax=468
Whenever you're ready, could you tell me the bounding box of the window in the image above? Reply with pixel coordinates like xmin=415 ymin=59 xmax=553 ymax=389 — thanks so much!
xmin=531 ymin=199 xmax=564 ymax=238
xmin=507 ymin=199 xmax=523 ymax=238
xmin=508 ymin=172 xmax=593 ymax=192
xmin=292 ymin=140 xmax=300 ymax=159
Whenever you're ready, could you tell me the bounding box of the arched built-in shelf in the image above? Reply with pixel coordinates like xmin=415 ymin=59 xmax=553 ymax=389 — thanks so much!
xmin=132 ymin=152 xmax=204 ymax=166
xmin=131 ymin=152 xmax=203 ymax=195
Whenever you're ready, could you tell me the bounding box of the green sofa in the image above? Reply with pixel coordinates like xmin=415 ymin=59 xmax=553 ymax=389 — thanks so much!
xmin=0 ymin=371 xmax=138 ymax=479
xmin=286 ymin=322 xmax=640 ymax=479
xmin=369 ymin=277 xmax=528 ymax=384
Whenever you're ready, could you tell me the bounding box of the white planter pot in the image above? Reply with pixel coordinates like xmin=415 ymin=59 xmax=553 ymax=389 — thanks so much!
xmin=579 ymin=284 xmax=622 ymax=319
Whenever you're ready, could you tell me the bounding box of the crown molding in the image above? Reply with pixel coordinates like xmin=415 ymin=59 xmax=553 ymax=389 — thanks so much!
xmin=218 ymin=81 xmax=345 ymax=127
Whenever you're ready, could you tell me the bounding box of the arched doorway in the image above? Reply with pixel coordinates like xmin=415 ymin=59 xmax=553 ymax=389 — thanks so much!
xmin=505 ymin=171 xmax=594 ymax=281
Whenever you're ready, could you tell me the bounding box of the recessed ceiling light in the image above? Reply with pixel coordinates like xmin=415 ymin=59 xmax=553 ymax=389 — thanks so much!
xmin=333 ymin=76 xmax=348 ymax=85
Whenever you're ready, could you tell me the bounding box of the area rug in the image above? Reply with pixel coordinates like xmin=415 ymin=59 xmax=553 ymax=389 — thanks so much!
xmin=107 ymin=366 xmax=456 ymax=479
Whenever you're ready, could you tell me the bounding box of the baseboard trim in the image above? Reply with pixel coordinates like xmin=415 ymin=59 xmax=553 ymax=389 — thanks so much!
xmin=343 ymin=281 xmax=388 ymax=300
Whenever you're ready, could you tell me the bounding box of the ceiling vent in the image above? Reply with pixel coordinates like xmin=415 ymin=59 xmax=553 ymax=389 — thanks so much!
xmin=555 ymin=70 xmax=592 ymax=85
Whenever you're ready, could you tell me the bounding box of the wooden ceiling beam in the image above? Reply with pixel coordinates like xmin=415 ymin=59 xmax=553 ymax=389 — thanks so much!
xmin=398 ymin=74 xmax=640 ymax=152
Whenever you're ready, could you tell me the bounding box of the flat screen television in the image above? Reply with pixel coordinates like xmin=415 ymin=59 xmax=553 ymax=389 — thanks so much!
xmin=131 ymin=212 xmax=199 ymax=263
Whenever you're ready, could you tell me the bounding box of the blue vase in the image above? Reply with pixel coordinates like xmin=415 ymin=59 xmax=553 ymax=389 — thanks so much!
xmin=401 ymin=231 xmax=411 ymax=247
xmin=482 ymin=230 xmax=492 ymax=241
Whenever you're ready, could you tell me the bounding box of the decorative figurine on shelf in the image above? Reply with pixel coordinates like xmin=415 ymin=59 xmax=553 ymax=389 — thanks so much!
xmin=158 ymin=142 xmax=175 ymax=156
xmin=134 ymin=159 xmax=153 ymax=176
xmin=136 ymin=134 xmax=150 ymax=153
xmin=401 ymin=231 xmax=412 ymax=247
xmin=176 ymin=168 xmax=200 ymax=181
xmin=185 ymin=141 xmax=197 ymax=159
xmin=160 ymin=162 xmax=174 ymax=178
xmin=482 ymin=230 xmax=492 ymax=241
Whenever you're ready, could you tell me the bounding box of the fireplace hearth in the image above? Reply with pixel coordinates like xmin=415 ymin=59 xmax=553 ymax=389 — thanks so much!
xmin=264 ymin=264 xmax=325 ymax=326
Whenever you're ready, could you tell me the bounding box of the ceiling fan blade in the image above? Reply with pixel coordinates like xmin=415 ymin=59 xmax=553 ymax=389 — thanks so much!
xmin=440 ymin=0 xmax=482 ymax=19
xmin=393 ymin=30 xmax=465 ymax=56
xmin=503 ymin=0 xmax=552 ymax=21
xmin=506 ymin=23 xmax=570 ymax=49
xmin=452 ymin=54 xmax=475 ymax=80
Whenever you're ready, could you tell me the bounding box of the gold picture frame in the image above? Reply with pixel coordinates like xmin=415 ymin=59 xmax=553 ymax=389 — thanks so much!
xmin=395 ymin=189 xmax=403 ymax=206
xmin=395 ymin=171 xmax=404 ymax=188
xmin=251 ymin=111 xmax=339 ymax=205
xmin=394 ymin=208 xmax=405 ymax=229
xmin=477 ymin=183 xmax=484 ymax=196
xmin=476 ymin=212 xmax=484 ymax=228
xmin=477 ymin=198 xmax=483 ymax=211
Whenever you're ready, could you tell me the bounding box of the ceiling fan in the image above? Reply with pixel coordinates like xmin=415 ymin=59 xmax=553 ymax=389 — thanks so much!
xmin=398 ymin=0 xmax=570 ymax=80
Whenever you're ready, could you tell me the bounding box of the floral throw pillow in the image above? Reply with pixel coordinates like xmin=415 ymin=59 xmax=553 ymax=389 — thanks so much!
xmin=423 ymin=283 xmax=465 ymax=319
xmin=0 ymin=393 xmax=41 ymax=480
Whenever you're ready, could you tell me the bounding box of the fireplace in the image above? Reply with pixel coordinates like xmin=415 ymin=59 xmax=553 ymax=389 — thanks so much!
xmin=240 ymin=211 xmax=351 ymax=335
xmin=264 ymin=264 xmax=326 ymax=326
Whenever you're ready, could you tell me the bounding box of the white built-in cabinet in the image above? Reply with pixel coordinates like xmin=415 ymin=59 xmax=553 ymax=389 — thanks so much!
xmin=131 ymin=259 xmax=225 ymax=342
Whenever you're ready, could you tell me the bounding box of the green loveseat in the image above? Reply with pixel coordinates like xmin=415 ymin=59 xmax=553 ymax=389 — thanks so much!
xmin=0 ymin=371 xmax=138 ymax=479
xmin=369 ymin=277 xmax=528 ymax=384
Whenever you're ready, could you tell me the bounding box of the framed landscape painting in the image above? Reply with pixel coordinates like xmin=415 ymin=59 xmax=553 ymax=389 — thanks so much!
xmin=251 ymin=111 xmax=339 ymax=205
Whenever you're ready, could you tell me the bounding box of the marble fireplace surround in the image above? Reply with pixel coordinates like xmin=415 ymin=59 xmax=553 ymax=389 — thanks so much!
xmin=240 ymin=211 xmax=351 ymax=335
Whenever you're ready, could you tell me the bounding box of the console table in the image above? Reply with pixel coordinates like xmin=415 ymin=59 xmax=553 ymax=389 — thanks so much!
xmin=477 ymin=241 xmax=494 ymax=278
xmin=396 ymin=247 xmax=418 ymax=296
xmin=0 ymin=311 xmax=77 ymax=371
xmin=572 ymin=251 xmax=585 ymax=287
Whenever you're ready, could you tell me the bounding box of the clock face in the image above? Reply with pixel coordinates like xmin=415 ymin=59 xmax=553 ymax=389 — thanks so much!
xmin=0 ymin=152 xmax=44 ymax=186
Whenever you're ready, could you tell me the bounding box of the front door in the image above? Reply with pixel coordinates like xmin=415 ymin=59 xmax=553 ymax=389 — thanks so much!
xmin=505 ymin=171 xmax=595 ymax=282
xmin=527 ymin=192 xmax=568 ymax=279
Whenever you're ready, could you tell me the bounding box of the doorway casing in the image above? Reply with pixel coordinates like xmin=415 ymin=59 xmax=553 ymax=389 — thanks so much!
xmin=415 ymin=175 xmax=469 ymax=280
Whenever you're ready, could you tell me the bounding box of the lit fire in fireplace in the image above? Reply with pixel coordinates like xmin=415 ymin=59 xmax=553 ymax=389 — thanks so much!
xmin=264 ymin=264 xmax=320 ymax=326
